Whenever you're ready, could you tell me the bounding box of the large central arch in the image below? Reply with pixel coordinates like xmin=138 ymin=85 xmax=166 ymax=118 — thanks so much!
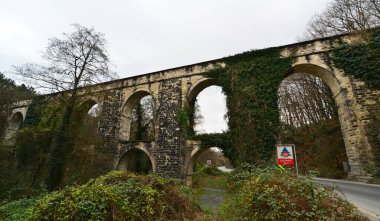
xmin=287 ymin=62 xmax=369 ymax=177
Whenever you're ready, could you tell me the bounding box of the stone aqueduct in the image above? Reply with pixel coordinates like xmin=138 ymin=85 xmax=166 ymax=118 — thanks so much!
xmin=2 ymin=32 xmax=380 ymax=181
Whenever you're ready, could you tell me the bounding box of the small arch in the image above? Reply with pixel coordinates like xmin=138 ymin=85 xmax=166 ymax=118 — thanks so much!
xmin=116 ymin=147 xmax=155 ymax=174
xmin=76 ymin=99 xmax=100 ymax=118
xmin=119 ymin=90 xmax=155 ymax=141
xmin=3 ymin=112 xmax=24 ymax=145
xmin=186 ymin=146 xmax=231 ymax=185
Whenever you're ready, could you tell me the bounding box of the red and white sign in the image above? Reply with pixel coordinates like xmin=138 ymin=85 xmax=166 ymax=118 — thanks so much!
xmin=276 ymin=145 xmax=295 ymax=166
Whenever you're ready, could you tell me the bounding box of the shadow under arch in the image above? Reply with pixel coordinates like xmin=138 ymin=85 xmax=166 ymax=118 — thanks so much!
xmin=119 ymin=90 xmax=154 ymax=141
xmin=3 ymin=112 xmax=24 ymax=145
xmin=116 ymin=146 xmax=156 ymax=174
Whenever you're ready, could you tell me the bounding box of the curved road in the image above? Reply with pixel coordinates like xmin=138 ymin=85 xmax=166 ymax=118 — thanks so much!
xmin=313 ymin=177 xmax=380 ymax=221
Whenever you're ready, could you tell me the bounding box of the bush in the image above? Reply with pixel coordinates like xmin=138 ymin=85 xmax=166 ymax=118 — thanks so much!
xmin=0 ymin=198 xmax=36 ymax=221
xmin=192 ymin=164 xmax=227 ymax=189
xmin=0 ymin=171 xmax=202 ymax=221
xmin=220 ymin=165 xmax=368 ymax=221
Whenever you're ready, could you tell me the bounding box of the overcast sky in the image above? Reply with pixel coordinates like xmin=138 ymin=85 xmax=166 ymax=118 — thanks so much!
xmin=0 ymin=0 xmax=332 ymax=132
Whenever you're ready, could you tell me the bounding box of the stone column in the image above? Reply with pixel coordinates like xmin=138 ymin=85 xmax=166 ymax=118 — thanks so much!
xmin=155 ymin=79 xmax=184 ymax=178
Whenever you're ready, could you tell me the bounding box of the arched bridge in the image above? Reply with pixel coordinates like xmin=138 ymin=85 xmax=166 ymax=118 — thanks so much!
xmin=2 ymin=31 xmax=379 ymax=182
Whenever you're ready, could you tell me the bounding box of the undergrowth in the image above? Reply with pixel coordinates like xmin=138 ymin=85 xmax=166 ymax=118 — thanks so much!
xmin=219 ymin=164 xmax=368 ymax=221
xmin=0 ymin=171 xmax=203 ymax=221
xmin=192 ymin=164 xmax=228 ymax=189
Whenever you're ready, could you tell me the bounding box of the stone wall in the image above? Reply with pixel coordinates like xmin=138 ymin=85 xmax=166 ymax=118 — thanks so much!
xmin=350 ymin=78 xmax=380 ymax=176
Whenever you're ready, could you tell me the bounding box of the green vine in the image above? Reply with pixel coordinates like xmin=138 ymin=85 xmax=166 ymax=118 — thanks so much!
xmin=331 ymin=30 xmax=380 ymax=89
xmin=15 ymin=96 xmax=57 ymax=170
xmin=177 ymin=103 xmax=194 ymax=136
xmin=190 ymin=132 xmax=234 ymax=165
xmin=205 ymin=47 xmax=294 ymax=165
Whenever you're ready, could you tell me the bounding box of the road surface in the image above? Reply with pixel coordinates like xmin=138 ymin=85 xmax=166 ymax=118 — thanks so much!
xmin=313 ymin=177 xmax=380 ymax=221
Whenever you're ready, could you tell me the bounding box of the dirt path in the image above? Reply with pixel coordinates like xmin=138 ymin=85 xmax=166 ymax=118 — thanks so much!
xmin=199 ymin=187 xmax=226 ymax=215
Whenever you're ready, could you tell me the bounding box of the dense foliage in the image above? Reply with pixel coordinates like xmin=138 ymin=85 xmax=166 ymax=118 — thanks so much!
xmin=15 ymin=128 xmax=53 ymax=171
xmin=0 ymin=171 xmax=202 ymax=221
xmin=191 ymin=133 xmax=234 ymax=165
xmin=1 ymin=95 xmax=101 ymax=194
xmin=220 ymin=165 xmax=367 ymax=221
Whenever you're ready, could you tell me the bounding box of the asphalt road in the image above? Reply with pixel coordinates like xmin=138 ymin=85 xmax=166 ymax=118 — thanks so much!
xmin=313 ymin=177 xmax=380 ymax=221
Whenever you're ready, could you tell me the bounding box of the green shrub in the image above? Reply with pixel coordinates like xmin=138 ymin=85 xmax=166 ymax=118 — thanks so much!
xmin=192 ymin=164 xmax=227 ymax=189
xmin=1 ymin=171 xmax=201 ymax=221
xmin=203 ymin=166 xmax=222 ymax=176
xmin=0 ymin=198 xmax=36 ymax=221
xmin=220 ymin=165 xmax=368 ymax=221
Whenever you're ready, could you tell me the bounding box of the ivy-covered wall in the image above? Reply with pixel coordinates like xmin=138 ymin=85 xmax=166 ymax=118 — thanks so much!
xmin=208 ymin=48 xmax=293 ymax=164
xmin=188 ymin=30 xmax=380 ymax=178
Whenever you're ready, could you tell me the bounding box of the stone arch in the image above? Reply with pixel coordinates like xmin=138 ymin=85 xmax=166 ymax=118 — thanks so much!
xmin=187 ymin=78 xmax=218 ymax=105
xmin=286 ymin=62 xmax=365 ymax=177
xmin=185 ymin=145 xmax=229 ymax=185
xmin=186 ymin=146 xmax=204 ymax=185
xmin=116 ymin=146 xmax=156 ymax=173
xmin=77 ymin=98 xmax=101 ymax=115
xmin=72 ymin=99 xmax=101 ymax=127
xmin=119 ymin=90 xmax=155 ymax=141
xmin=186 ymin=78 xmax=225 ymax=134
xmin=3 ymin=112 xmax=24 ymax=145
xmin=288 ymin=63 xmax=341 ymax=96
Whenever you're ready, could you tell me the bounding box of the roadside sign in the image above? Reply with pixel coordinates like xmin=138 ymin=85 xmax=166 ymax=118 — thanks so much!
xmin=276 ymin=144 xmax=299 ymax=176
xmin=276 ymin=145 xmax=295 ymax=166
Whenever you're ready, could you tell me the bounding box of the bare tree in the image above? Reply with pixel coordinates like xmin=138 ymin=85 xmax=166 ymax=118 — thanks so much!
xmin=280 ymin=0 xmax=380 ymax=130
xmin=14 ymin=24 xmax=117 ymax=190
xmin=302 ymin=0 xmax=380 ymax=40
xmin=14 ymin=24 xmax=116 ymax=93
xmin=193 ymin=101 xmax=205 ymax=134
xmin=278 ymin=73 xmax=337 ymax=128
xmin=370 ymin=0 xmax=380 ymax=19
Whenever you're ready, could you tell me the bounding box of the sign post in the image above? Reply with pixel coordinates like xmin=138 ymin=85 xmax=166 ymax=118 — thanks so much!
xmin=276 ymin=144 xmax=298 ymax=177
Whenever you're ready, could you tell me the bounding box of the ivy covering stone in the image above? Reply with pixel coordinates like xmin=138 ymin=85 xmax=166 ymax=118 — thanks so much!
xmin=331 ymin=30 xmax=380 ymax=89
xmin=203 ymin=48 xmax=294 ymax=164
